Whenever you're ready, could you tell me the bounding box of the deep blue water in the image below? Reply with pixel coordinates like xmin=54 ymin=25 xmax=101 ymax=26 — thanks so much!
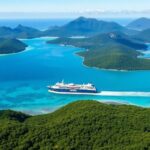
xmin=0 ymin=37 xmax=150 ymax=114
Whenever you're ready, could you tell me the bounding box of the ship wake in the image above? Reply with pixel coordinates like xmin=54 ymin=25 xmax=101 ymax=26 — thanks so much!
xmin=98 ymin=91 xmax=150 ymax=97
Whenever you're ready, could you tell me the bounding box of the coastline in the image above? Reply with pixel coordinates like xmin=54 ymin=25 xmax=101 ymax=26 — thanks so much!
xmin=75 ymin=52 xmax=130 ymax=72
xmin=56 ymin=44 xmax=129 ymax=72
xmin=51 ymin=38 xmax=150 ymax=72
xmin=0 ymin=45 xmax=33 ymax=57
xmin=1 ymin=37 xmax=150 ymax=114
xmin=0 ymin=99 xmax=145 ymax=115
xmin=75 ymin=49 xmax=150 ymax=72
xmin=56 ymin=42 xmax=150 ymax=72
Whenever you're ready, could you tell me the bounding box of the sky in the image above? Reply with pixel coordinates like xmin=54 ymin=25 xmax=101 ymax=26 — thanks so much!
xmin=0 ymin=0 xmax=150 ymax=18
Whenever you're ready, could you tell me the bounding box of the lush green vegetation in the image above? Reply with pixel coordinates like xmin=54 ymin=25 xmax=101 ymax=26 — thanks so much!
xmin=0 ymin=100 xmax=150 ymax=150
xmin=48 ymin=32 xmax=150 ymax=70
xmin=0 ymin=38 xmax=27 ymax=54
xmin=78 ymin=45 xmax=150 ymax=70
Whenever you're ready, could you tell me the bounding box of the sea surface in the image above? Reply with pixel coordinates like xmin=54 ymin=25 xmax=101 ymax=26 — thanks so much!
xmin=0 ymin=37 xmax=150 ymax=114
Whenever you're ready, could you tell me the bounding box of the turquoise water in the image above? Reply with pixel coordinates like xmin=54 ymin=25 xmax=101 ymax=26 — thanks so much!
xmin=0 ymin=37 xmax=150 ymax=114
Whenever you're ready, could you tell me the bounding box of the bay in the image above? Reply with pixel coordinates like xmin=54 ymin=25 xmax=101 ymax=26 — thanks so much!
xmin=0 ymin=37 xmax=150 ymax=114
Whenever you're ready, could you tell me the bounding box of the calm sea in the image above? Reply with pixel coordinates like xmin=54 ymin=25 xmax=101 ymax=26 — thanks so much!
xmin=0 ymin=18 xmax=150 ymax=115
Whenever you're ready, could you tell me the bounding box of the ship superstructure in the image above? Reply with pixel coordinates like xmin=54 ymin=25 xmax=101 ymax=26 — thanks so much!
xmin=48 ymin=81 xmax=98 ymax=94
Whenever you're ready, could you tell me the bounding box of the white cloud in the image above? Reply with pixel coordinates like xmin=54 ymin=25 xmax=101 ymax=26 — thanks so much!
xmin=0 ymin=10 xmax=150 ymax=19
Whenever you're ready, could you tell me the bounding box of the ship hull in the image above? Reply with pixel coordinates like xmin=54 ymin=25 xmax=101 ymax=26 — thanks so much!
xmin=48 ymin=90 xmax=100 ymax=95
xmin=48 ymin=87 xmax=98 ymax=95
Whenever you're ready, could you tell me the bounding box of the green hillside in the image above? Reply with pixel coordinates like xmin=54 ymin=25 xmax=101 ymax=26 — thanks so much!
xmin=0 ymin=100 xmax=150 ymax=150
xmin=48 ymin=32 xmax=150 ymax=70
xmin=43 ymin=17 xmax=137 ymax=37
xmin=0 ymin=38 xmax=27 ymax=54
xmin=78 ymin=44 xmax=150 ymax=70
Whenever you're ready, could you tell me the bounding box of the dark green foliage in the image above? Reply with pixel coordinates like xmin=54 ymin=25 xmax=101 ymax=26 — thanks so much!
xmin=0 ymin=110 xmax=30 ymax=122
xmin=78 ymin=45 xmax=150 ymax=70
xmin=0 ymin=100 xmax=150 ymax=150
xmin=48 ymin=32 xmax=150 ymax=70
xmin=0 ymin=38 xmax=27 ymax=54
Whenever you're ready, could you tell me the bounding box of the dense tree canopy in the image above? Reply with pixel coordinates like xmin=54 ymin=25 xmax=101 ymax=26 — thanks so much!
xmin=0 ymin=100 xmax=150 ymax=150
xmin=48 ymin=32 xmax=150 ymax=70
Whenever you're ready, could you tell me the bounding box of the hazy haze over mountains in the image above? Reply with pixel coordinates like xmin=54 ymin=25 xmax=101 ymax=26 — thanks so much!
xmin=127 ymin=17 xmax=150 ymax=30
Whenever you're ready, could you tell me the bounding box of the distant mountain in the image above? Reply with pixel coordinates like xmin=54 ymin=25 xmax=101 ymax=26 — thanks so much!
xmin=44 ymin=17 xmax=137 ymax=37
xmin=0 ymin=38 xmax=27 ymax=54
xmin=0 ymin=25 xmax=42 ymax=38
xmin=48 ymin=32 xmax=150 ymax=70
xmin=134 ymin=28 xmax=150 ymax=42
xmin=0 ymin=18 xmax=138 ymax=39
xmin=1 ymin=100 xmax=150 ymax=149
xmin=13 ymin=25 xmax=42 ymax=38
xmin=0 ymin=26 xmax=14 ymax=38
xmin=127 ymin=17 xmax=150 ymax=30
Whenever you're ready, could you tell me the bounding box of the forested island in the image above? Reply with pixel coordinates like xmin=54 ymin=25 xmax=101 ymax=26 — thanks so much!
xmin=48 ymin=32 xmax=150 ymax=70
xmin=0 ymin=38 xmax=27 ymax=54
xmin=1 ymin=17 xmax=150 ymax=65
xmin=0 ymin=100 xmax=150 ymax=149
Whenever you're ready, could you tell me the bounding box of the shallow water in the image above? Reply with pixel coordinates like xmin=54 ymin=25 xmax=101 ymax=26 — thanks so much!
xmin=0 ymin=37 xmax=150 ymax=114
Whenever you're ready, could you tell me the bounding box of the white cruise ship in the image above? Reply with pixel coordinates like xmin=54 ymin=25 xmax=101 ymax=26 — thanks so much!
xmin=48 ymin=81 xmax=98 ymax=95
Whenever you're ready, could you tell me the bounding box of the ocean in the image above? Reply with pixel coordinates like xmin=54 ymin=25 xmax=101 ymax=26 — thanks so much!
xmin=0 ymin=18 xmax=150 ymax=115
xmin=0 ymin=37 xmax=150 ymax=114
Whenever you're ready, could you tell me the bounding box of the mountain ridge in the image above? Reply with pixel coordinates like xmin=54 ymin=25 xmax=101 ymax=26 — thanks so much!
xmin=43 ymin=17 xmax=138 ymax=37
xmin=0 ymin=17 xmax=140 ymax=38
xmin=127 ymin=17 xmax=150 ymax=30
